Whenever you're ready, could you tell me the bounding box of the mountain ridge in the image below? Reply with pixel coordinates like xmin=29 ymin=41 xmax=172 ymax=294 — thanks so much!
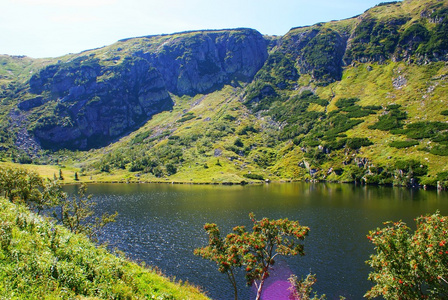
xmin=1 ymin=0 xmax=448 ymax=187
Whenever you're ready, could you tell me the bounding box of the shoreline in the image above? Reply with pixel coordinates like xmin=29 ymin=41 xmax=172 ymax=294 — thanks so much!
xmin=63 ymin=177 xmax=445 ymax=191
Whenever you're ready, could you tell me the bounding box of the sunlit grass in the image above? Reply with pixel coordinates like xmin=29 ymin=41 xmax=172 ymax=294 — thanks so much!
xmin=0 ymin=197 xmax=210 ymax=299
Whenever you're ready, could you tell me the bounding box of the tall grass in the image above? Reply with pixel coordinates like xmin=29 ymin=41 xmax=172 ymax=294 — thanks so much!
xmin=0 ymin=198 xmax=209 ymax=300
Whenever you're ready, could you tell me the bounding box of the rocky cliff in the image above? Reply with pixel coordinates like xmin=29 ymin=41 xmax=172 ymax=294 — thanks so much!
xmin=136 ymin=28 xmax=268 ymax=95
xmin=24 ymin=56 xmax=172 ymax=150
xmin=14 ymin=28 xmax=268 ymax=150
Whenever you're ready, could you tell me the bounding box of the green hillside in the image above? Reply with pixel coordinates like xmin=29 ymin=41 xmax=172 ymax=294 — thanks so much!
xmin=1 ymin=0 xmax=448 ymax=187
xmin=0 ymin=196 xmax=209 ymax=299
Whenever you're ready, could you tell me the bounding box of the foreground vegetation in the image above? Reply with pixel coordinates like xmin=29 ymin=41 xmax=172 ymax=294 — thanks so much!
xmin=195 ymin=213 xmax=309 ymax=300
xmin=0 ymin=167 xmax=209 ymax=300
xmin=196 ymin=211 xmax=448 ymax=300
xmin=366 ymin=211 xmax=448 ymax=299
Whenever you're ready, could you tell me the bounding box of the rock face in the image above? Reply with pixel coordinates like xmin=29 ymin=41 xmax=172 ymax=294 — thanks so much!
xmin=279 ymin=26 xmax=349 ymax=83
xmin=139 ymin=28 xmax=268 ymax=95
xmin=22 ymin=29 xmax=268 ymax=150
xmin=272 ymin=1 xmax=448 ymax=84
xmin=27 ymin=56 xmax=173 ymax=150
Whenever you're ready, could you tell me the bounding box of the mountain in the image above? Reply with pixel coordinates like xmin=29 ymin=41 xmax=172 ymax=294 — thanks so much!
xmin=1 ymin=0 xmax=448 ymax=187
xmin=1 ymin=29 xmax=267 ymax=150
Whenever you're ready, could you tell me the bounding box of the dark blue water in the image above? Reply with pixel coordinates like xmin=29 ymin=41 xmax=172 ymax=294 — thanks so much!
xmin=66 ymin=183 xmax=448 ymax=300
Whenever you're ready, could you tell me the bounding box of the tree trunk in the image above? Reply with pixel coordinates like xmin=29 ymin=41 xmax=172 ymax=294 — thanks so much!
xmin=227 ymin=269 xmax=238 ymax=300
xmin=255 ymin=278 xmax=266 ymax=300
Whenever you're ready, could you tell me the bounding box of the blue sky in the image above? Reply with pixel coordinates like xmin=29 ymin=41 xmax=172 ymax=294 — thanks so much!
xmin=2 ymin=0 xmax=397 ymax=58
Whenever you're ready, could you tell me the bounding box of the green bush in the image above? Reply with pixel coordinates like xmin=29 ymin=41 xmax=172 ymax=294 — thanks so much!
xmin=17 ymin=154 xmax=33 ymax=164
xmin=437 ymin=171 xmax=448 ymax=181
xmin=394 ymin=159 xmax=428 ymax=177
xmin=402 ymin=121 xmax=448 ymax=139
xmin=335 ymin=97 xmax=360 ymax=109
xmin=222 ymin=114 xmax=236 ymax=121
xmin=177 ymin=112 xmax=196 ymax=123
xmin=234 ymin=138 xmax=244 ymax=148
xmin=389 ymin=140 xmax=419 ymax=148
xmin=368 ymin=106 xmax=407 ymax=131
xmin=325 ymin=116 xmax=363 ymax=136
xmin=243 ymin=173 xmax=264 ymax=180
xmin=238 ymin=125 xmax=258 ymax=135
xmin=131 ymin=130 xmax=152 ymax=144
xmin=430 ymin=145 xmax=448 ymax=156
xmin=166 ymin=163 xmax=177 ymax=175
xmin=346 ymin=137 xmax=373 ymax=150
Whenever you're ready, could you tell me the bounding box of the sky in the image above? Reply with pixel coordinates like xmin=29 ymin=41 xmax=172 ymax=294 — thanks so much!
xmin=2 ymin=0 xmax=398 ymax=59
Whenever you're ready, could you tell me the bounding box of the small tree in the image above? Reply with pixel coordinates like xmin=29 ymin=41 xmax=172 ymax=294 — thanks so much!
xmin=288 ymin=273 xmax=327 ymax=300
xmin=0 ymin=167 xmax=116 ymax=241
xmin=194 ymin=223 xmax=242 ymax=300
xmin=365 ymin=211 xmax=448 ymax=299
xmin=52 ymin=183 xmax=118 ymax=241
xmin=0 ymin=167 xmax=66 ymax=214
xmin=195 ymin=213 xmax=310 ymax=300
xmin=0 ymin=167 xmax=41 ymax=202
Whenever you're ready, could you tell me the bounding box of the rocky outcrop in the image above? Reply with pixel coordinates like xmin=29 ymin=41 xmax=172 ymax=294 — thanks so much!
xmin=274 ymin=1 xmax=448 ymax=83
xmin=21 ymin=29 xmax=268 ymax=150
xmin=27 ymin=56 xmax=173 ymax=150
xmin=297 ymin=27 xmax=348 ymax=83
xmin=139 ymin=28 xmax=268 ymax=95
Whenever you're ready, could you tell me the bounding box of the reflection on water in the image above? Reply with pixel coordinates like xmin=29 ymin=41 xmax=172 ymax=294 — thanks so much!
xmin=65 ymin=183 xmax=448 ymax=300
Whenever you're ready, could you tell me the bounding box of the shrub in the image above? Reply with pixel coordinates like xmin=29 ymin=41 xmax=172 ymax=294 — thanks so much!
xmin=430 ymin=145 xmax=448 ymax=156
xmin=177 ymin=112 xmax=195 ymax=123
xmin=366 ymin=211 xmax=448 ymax=299
xmin=131 ymin=130 xmax=152 ymax=144
xmin=389 ymin=140 xmax=419 ymax=148
xmin=402 ymin=121 xmax=448 ymax=139
xmin=368 ymin=106 xmax=407 ymax=131
xmin=394 ymin=159 xmax=428 ymax=177
xmin=166 ymin=163 xmax=177 ymax=175
xmin=17 ymin=154 xmax=32 ymax=164
xmin=234 ymin=138 xmax=244 ymax=148
xmin=223 ymin=114 xmax=236 ymax=121
xmin=238 ymin=125 xmax=258 ymax=135
xmin=437 ymin=171 xmax=448 ymax=181
xmin=243 ymin=173 xmax=264 ymax=180
xmin=345 ymin=137 xmax=373 ymax=150
xmin=335 ymin=97 xmax=359 ymax=109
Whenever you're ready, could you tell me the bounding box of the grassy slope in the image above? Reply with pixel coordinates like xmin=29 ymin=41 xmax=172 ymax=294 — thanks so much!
xmin=5 ymin=60 xmax=447 ymax=185
xmin=76 ymin=85 xmax=276 ymax=184
xmin=319 ymin=61 xmax=448 ymax=177
xmin=0 ymin=197 xmax=209 ymax=299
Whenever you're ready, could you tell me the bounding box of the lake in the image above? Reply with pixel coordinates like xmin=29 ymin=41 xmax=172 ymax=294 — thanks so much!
xmin=68 ymin=182 xmax=448 ymax=299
